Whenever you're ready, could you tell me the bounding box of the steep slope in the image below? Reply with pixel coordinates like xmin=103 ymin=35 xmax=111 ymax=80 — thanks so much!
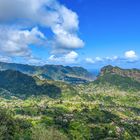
xmin=0 ymin=62 xmax=36 ymax=74
xmin=38 ymin=65 xmax=94 ymax=83
xmin=0 ymin=70 xmax=61 ymax=98
xmin=95 ymin=65 xmax=140 ymax=92
xmin=100 ymin=65 xmax=140 ymax=82
xmin=0 ymin=62 xmax=94 ymax=84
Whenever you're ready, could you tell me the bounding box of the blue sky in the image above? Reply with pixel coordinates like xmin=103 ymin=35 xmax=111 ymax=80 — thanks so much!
xmin=0 ymin=0 xmax=140 ymax=69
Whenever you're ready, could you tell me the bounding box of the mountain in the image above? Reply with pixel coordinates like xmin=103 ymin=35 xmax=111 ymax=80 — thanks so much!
xmin=0 ymin=62 xmax=94 ymax=84
xmin=95 ymin=65 xmax=140 ymax=92
xmin=0 ymin=66 xmax=140 ymax=140
xmin=0 ymin=70 xmax=61 ymax=98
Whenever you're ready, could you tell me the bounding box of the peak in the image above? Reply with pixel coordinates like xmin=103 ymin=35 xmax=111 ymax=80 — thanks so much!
xmin=101 ymin=65 xmax=120 ymax=70
xmin=100 ymin=65 xmax=116 ymax=75
xmin=99 ymin=65 xmax=140 ymax=83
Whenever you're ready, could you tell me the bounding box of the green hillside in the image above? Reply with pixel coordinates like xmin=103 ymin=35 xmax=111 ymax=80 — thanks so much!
xmin=0 ymin=70 xmax=61 ymax=98
xmin=0 ymin=62 xmax=95 ymax=84
xmin=94 ymin=65 xmax=140 ymax=92
xmin=100 ymin=65 xmax=140 ymax=82
xmin=95 ymin=74 xmax=140 ymax=92
xmin=0 ymin=65 xmax=139 ymax=140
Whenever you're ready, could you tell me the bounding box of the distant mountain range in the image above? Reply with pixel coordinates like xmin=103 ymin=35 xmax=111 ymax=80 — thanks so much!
xmin=0 ymin=64 xmax=139 ymax=99
xmin=0 ymin=62 xmax=95 ymax=84
xmin=95 ymin=65 xmax=140 ymax=92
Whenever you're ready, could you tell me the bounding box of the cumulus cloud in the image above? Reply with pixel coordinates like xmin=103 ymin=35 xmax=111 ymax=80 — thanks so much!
xmin=95 ymin=57 xmax=103 ymax=62
xmin=124 ymin=50 xmax=137 ymax=59
xmin=85 ymin=50 xmax=139 ymax=65
xmin=53 ymin=27 xmax=84 ymax=50
xmin=85 ymin=56 xmax=121 ymax=65
xmin=123 ymin=50 xmax=139 ymax=63
xmin=85 ymin=57 xmax=104 ymax=64
xmin=85 ymin=58 xmax=95 ymax=64
xmin=0 ymin=0 xmax=84 ymax=62
xmin=49 ymin=51 xmax=79 ymax=64
xmin=105 ymin=56 xmax=118 ymax=61
xmin=0 ymin=26 xmax=45 ymax=57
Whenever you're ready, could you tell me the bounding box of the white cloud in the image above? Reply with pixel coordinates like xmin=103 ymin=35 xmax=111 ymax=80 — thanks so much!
xmin=53 ymin=26 xmax=84 ymax=50
xmin=85 ymin=56 xmax=119 ymax=64
xmin=49 ymin=51 xmax=79 ymax=64
xmin=24 ymin=56 xmax=47 ymax=66
xmin=85 ymin=57 xmax=103 ymax=64
xmin=65 ymin=51 xmax=79 ymax=62
xmin=85 ymin=58 xmax=95 ymax=64
xmin=85 ymin=53 xmax=140 ymax=65
xmin=95 ymin=57 xmax=103 ymax=62
xmin=0 ymin=27 xmax=46 ymax=57
xmin=105 ymin=56 xmax=118 ymax=61
xmin=0 ymin=55 xmax=12 ymax=62
xmin=0 ymin=0 xmax=84 ymax=59
xmin=125 ymin=50 xmax=137 ymax=59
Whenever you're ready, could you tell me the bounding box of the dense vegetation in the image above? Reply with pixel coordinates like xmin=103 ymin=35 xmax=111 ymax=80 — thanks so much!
xmin=95 ymin=74 xmax=140 ymax=92
xmin=100 ymin=65 xmax=140 ymax=82
xmin=0 ymin=70 xmax=61 ymax=98
xmin=0 ymin=62 xmax=95 ymax=84
xmin=0 ymin=65 xmax=140 ymax=140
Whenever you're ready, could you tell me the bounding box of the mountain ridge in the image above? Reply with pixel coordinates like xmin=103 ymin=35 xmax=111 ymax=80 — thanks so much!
xmin=95 ymin=65 xmax=140 ymax=92
xmin=0 ymin=61 xmax=95 ymax=84
xmin=0 ymin=69 xmax=62 ymax=98
xmin=100 ymin=65 xmax=140 ymax=82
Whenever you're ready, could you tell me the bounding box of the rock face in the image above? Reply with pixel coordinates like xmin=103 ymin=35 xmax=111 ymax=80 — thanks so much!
xmin=95 ymin=65 xmax=140 ymax=92
xmin=0 ymin=62 xmax=95 ymax=84
xmin=100 ymin=65 xmax=140 ymax=82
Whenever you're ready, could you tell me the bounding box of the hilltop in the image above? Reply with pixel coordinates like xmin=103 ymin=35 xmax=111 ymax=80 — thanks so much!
xmin=94 ymin=65 xmax=140 ymax=92
xmin=100 ymin=65 xmax=140 ymax=82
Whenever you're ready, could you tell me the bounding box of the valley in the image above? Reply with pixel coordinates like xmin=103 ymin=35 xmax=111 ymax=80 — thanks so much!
xmin=0 ymin=64 xmax=140 ymax=140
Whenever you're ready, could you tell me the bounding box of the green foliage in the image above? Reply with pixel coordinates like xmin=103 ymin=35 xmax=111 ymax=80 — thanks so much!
xmin=69 ymin=121 xmax=90 ymax=140
xmin=0 ymin=108 xmax=16 ymax=140
xmin=0 ymin=108 xmax=32 ymax=140
xmin=95 ymin=73 xmax=140 ymax=92
xmin=0 ymin=65 xmax=140 ymax=140
xmin=31 ymin=125 xmax=69 ymax=140
xmin=0 ymin=70 xmax=61 ymax=98
xmin=100 ymin=65 xmax=140 ymax=82
xmin=0 ymin=62 xmax=94 ymax=84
